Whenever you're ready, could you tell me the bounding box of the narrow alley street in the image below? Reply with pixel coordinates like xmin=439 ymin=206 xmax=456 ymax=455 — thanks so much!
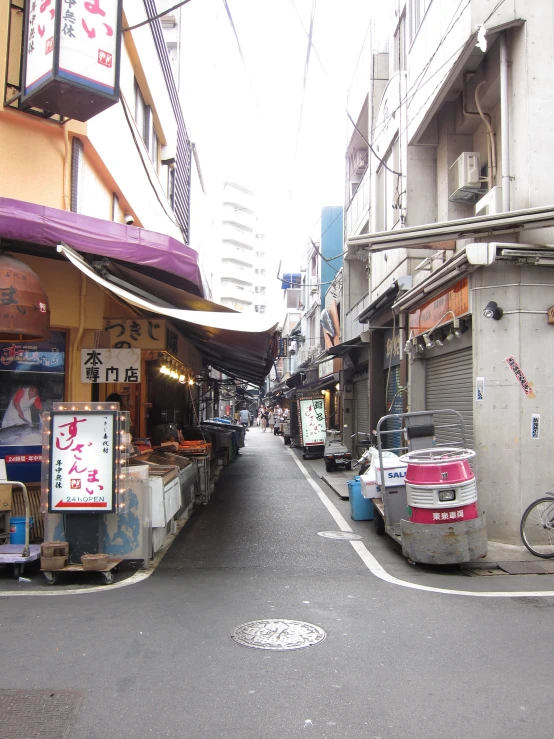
xmin=2 ymin=426 xmax=554 ymax=739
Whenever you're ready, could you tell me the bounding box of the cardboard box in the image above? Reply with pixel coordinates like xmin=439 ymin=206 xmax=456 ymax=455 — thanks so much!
xmin=0 ymin=484 xmax=12 ymax=511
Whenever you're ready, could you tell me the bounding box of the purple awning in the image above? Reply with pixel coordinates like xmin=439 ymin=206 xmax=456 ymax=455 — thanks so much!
xmin=0 ymin=197 xmax=203 ymax=296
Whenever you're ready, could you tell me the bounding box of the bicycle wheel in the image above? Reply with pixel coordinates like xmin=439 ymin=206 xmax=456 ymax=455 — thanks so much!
xmin=520 ymin=496 xmax=554 ymax=558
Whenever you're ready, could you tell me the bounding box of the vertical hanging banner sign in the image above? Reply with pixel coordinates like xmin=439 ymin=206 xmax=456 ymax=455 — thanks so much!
xmin=48 ymin=410 xmax=117 ymax=512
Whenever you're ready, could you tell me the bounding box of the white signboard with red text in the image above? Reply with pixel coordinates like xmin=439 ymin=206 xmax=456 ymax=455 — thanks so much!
xmin=48 ymin=411 xmax=117 ymax=512
xmin=58 ymin=0 xmax=120 ymax=95
xmin=22 ymin=0 xmax=122 ymax=121
xmin=24 ymin=0 xmax=57 ymax=93
xmin=298 ymin=398 xmax=327 ymax=447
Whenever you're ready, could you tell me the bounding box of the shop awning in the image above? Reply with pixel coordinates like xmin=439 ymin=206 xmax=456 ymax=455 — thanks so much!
xmin=347 ymin=205 xmax=554 ymax=252
xmin=58 ymin=245 xmax=278 ymax=385
xmin=0 ymin=197 xmax=204 ymax=296
xmin=324 ymin=335 xmax=369 ymax=357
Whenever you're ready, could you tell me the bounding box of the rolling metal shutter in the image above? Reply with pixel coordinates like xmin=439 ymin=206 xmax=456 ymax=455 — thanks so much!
xmin=425 ymin=347 xmax=473 ymax=448
xmin=384 ymin=365 xmax=402 ymax=451
xmin=354 ymin=372 xmax=369 ymax=437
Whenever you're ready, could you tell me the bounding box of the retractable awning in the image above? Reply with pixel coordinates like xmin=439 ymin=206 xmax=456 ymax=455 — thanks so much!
xmin=347 ymin=205 xmax=554 ymax=252
xmin=58 ymin=245 xmax=278 ymax=385
xmin=0 ymin=197 xmax=204 ymax=296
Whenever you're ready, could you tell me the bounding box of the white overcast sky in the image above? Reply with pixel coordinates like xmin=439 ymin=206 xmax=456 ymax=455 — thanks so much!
xmin=179 ymin=0 xmax=387 ymax=276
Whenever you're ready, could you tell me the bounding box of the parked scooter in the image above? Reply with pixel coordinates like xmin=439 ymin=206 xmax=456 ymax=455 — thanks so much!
xmin=323 ymin=426 xmax=352 ymax=472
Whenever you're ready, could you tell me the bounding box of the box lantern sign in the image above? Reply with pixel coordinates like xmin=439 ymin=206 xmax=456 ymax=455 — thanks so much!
xmin=298 ymin=398 xmax=327 ymax=447
xmin=21 ymin=0 xmax=123 ymax=122
xmin=47 ymin=409 xmax=120 ymax=512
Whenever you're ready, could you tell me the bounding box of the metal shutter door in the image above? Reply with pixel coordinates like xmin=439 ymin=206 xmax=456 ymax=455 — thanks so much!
xmin=425 ymin=347 xmax=473 ymax=448
xmin=384 ymin=365 xmax=402 ymax=451
xmin=354 ymin=373 xmax=369 ymax=437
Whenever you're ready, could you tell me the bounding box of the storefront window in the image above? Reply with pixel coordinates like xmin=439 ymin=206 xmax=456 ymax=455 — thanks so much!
xmin=0 ymin=331 xmax=66 ymax=482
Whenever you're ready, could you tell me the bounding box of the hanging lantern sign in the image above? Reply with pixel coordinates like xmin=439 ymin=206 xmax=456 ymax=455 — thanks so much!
xmin=0 ymin=254 xmax=50 ymax=342
xmin=21 ymin=0 xmax=123 ymax=122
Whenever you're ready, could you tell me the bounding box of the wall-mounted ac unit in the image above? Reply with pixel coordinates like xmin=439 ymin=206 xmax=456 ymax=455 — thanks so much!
xmin=448 ymin=152 xmax=487 ymax=203
xmin=353 ymin=149 xmax=368 ymax=174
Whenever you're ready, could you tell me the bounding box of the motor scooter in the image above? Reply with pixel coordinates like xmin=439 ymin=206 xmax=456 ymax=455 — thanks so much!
xmin=323 ymin=427 xmax=352 ymax=473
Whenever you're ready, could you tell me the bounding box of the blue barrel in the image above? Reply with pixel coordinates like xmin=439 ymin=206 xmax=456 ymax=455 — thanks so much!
xmin=348 ymin=477 xmax=374 ymax=521
xmin=9 ymin=517 xmax=33 ymax=545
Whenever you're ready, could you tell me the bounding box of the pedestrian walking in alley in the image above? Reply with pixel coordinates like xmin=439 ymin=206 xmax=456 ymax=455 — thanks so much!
xmin=238 ymin=408 xmax=250 ymax=428
xmin=268 ymin=408 xmax=275 ymax=433
xmin=260 ymin=407 xmax=269 ymax=431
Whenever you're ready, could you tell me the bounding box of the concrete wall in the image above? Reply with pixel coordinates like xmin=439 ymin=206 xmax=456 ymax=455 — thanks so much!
xmin=472 ymin=263 xmax=554 ymax=543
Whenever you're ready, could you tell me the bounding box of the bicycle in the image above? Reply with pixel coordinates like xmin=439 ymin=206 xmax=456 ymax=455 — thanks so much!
xmin=520 ymin=493 xmax=554 ymax=558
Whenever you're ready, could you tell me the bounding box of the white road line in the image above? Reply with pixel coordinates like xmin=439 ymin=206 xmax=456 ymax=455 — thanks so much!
xmin=290 ymin=451 xmax=554 ymax=598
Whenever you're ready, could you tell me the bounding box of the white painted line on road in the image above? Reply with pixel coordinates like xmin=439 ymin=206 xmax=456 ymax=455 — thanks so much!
xmin=0 ymin=514 xmax=189 ymax=598
xmin=290 ymin=451 xmax=554 ymax=598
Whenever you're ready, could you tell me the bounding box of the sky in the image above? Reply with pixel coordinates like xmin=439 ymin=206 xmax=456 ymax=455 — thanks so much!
xmin=178 ymin=1 xmax=388 ymax=267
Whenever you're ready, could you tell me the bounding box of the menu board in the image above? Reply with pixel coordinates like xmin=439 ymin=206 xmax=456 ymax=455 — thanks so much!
xmin=299 ymin=398 xmax=326 ymax=447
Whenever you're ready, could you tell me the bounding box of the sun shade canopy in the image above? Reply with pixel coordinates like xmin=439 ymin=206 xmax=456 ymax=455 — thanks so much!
xmin=58 ymin=245 xmax=278 ymax=385
xmin=0 ymin=197 xmax=204 ymax=296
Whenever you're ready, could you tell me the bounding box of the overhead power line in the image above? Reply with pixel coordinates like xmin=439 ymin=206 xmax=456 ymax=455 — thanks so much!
xmin=123 ymin=0 xmax=193 ymax=32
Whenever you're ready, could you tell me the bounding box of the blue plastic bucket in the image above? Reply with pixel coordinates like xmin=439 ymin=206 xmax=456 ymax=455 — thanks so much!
xmin=348 ymin=477 xmax=374 ymax=521
xmin=9 ymin=517 xmax=33 ymax=545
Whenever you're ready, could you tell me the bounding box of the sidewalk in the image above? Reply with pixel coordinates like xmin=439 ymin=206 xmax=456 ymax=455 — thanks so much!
xmin=300 ymin=451 xmax=552 ymax=575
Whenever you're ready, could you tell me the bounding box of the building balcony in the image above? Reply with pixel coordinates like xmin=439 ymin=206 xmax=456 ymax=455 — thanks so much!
xmin=220 ymin=281 xmax=254 ymax=303
xmin=222 ymin=242 xmax=254 ymax=266
xmin=345 ymin=164 xmax=371 ymax=237
xmin=221 ymin=223 xmax=255 ymax=248
xmin=222 ymin=205 xmax=255 ymax=232
xmin=221 ymin=262 xmax=254 ymax=285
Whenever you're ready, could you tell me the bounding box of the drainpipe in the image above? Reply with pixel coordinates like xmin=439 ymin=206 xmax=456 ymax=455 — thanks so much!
xmin=475 ymin=81 xmax=497 ymax=191
xmin=72 ymin=273 xmax=87 ymax=399
xmin=500 ymin=32 xmax=510 ymax=211
xmin=63 ymin=124 xmax=70 ymax=211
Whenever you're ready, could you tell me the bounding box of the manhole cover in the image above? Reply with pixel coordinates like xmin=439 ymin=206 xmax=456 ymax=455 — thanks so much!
xmin=0 ymin=690 xmax=83 ymax=739
xmin=318 ymin=530 xmax=363 ymax=540
xmin=231 ymin=619 xmax=326 ymax=650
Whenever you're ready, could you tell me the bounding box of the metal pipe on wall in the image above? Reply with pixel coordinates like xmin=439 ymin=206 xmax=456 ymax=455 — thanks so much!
xmin=500 ymin=32 xmax=511 ymax=212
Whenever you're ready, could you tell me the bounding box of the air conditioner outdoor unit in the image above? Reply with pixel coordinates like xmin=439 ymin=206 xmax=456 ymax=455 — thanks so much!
xmin=448 ymin=152 xmax=487 ymax=203
xmin=353 ymin=149 xmax=368 ymax=174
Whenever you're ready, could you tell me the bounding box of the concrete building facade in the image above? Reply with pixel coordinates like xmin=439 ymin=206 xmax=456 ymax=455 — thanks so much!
xmin=341 ymin=0 xmax=554 ymax=543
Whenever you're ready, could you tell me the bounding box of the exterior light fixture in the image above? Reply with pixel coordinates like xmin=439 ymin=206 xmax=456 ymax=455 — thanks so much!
xmin=454 ymin=320 xmax=469 ymax=339
xmin=423 ymin=334 xmax=434 ymax=349
xmin=404 ymin=340 xmax=412 ymax=354
xmin=416 ymin=341 xmax=425 ymax=353
xmin=434 ymin=332 xmax=445 ymax=347
xmin=483 ymin=301 xmax=503 ymax=320
xmin=188 ymin=379 xmax=195 ymax=385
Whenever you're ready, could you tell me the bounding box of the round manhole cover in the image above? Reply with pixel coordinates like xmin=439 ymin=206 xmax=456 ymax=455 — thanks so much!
xmin=317 ymin=530 xmax=363 ymax=540
xmin=231 ymin=619 xmax=326 ymax=650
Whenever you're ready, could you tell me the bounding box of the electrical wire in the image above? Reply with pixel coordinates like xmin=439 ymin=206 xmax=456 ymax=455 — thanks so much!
xmin=221 ymin=0 xmax=263 ymax=116
xmin=120 ymin=94 xmax=184 ymax=233
xmin=295 ymin=0 xmax=317 ymax=156
xmin=123 ymin=0 xmax=193 ymax=32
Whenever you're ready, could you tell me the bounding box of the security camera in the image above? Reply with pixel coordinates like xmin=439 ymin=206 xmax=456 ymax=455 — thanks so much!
xmin=124 ymin=214 xmax=135 ymax=226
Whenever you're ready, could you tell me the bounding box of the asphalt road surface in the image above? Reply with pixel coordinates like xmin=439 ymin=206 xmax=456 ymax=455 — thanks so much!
xmin=1 ymin=426 xmax=553 ymax=739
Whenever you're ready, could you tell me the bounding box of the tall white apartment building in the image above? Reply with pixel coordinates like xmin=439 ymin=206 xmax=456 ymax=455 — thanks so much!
xmin=219 ymin=181 xmax=267 ymax=313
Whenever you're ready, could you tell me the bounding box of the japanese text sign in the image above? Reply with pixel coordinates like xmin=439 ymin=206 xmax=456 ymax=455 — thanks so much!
xmin=299 ymin=398 xmax=327 ymax=447
xmin=58 ymin=0 xmax=120 ymax=93
xmin=409 ymin=278 xmax=470 ymax=336
xmin=104 ymin=318 xmax=163 ymax=350
xmin=81 ymin=348 xmax=140 ymax=384
xmin=505 ymin=355 xmax=535 ymax=398
xmin=22 ymin=0 xmax=122 ymax=121
xmin=48 ymin=411 xmax=116 ymax=512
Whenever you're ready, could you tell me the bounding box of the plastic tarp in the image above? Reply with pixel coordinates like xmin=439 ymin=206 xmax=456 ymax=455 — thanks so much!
xmin=0 ymin=196 xmax=203 ymax=296
xmin=58 ymin=245 xmax=278 ymax=385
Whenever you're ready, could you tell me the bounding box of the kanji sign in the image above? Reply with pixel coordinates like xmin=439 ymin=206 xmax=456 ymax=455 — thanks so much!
xmin=299 ymin=398 xmax=327 ymax=447
xmin=81 ymin=348 xmax=140 ymax=384
xmin=104 ymin=318 xmax=163 ymax=349
xmin=48 ymin=410 xmax=117 ymax=512
xmin=409 ymin=278 xmax=470 ymax=336
xmin=21 ymin=0 xmax=122 ymax=122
